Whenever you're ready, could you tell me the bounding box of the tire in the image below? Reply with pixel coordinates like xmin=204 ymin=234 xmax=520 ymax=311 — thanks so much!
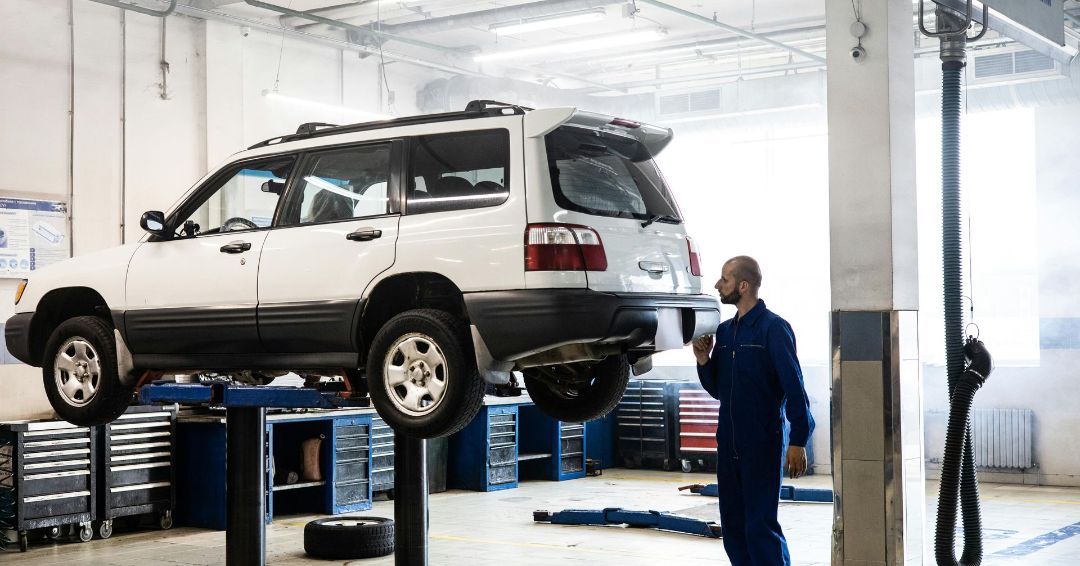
xmin=523 ymin=355 xmax=630 ymax=423
xmin=304 ymin=516 xmax=394 ymax=560
xmin=42 ymin=316 xmax=132 ymax=426
xmin=366 ymin=309 xmax=484 ymax=439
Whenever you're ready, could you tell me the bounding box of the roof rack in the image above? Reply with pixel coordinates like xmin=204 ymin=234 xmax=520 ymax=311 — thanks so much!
xmin=247 ymin=100 xmax=529 ymax=150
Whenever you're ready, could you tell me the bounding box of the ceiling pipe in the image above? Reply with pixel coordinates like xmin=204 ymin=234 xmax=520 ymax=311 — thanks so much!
xmin=293 ymin=0 xmax=628 ymax=35
xmin=243 ymin=0 xmax=467 ymax=55
xmin=636 ymin=0 xmax=826 ymax=64
xmin=173 ymin=3 xmax=488 ymax=78
xmin=87 ymin=0 xmax=176 ymax=17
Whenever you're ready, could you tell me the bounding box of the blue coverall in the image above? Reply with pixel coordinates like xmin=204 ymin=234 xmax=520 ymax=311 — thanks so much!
xmin=696 ymin=299 xmax=815 ymax=566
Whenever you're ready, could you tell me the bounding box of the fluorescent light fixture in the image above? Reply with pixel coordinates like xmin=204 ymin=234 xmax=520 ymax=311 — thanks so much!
xmin=262 ymin=90 xmax=391 ymax=121
xmin=490 ymin=9 xmax=606 ymax=35
xmin=475 ymin=29 xmax=667 ymax=63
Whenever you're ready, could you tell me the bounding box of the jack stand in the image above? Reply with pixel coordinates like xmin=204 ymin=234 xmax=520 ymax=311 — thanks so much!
xmin=394 ymin=432 xmax=428 ymax=565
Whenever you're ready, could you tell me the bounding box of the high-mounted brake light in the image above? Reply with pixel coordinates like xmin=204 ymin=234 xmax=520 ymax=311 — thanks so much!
xmin=686 ymin=237 xmax=702 ymax=277
xmin=525 ymin=224 xmax=608 ymax=272
xmin=610 ymin=118 xmax=641 ymax=129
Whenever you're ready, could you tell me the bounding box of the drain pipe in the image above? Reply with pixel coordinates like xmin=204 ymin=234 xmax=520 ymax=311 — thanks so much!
xmin=919 ymin=2 xmax=991 ymax=565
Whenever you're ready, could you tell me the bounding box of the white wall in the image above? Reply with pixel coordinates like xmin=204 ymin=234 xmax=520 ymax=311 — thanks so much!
xmin=0 ymin=0 xmax=428 ymax=421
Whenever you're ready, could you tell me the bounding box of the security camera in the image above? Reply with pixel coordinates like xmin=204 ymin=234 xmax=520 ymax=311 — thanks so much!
xmin=851 ymin=46 xmax=866 ymax=61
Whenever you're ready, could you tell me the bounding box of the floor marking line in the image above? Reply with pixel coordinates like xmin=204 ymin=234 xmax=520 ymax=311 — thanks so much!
xmin=993 ymin=521 xmax=1080 ymax=557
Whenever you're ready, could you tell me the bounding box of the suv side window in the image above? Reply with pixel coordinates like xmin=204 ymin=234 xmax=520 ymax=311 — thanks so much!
xmin=407 ymin=129 xmax=510 ymax=214
xmin=174 ymin=156 xmax=295 ymax=238
xmin=279 ymin=144 xmax=393 ymax=226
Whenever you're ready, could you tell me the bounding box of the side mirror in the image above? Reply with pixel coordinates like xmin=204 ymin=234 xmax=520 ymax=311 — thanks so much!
xmin=140 ymin=211 xmax=168 ymax=237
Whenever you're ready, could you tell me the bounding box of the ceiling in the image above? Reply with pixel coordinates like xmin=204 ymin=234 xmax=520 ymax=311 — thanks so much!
xmin=181 ymin=0 xmax=830 ymax=95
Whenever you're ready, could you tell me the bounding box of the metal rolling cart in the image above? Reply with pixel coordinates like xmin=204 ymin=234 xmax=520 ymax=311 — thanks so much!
xmin=0 ymin=420 xmax=97 ymax=552
xmin=97 ymin=405 xmax=177 ymax=539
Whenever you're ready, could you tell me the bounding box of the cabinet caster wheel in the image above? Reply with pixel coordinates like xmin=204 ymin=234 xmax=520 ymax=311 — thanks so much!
xmin=160 ymin=510 xmax=174 ymax=530
xmin=99 ymin=520 xmax=113 ymax=539
xmin=45 ymin=526 xmax=61 ymax=540
xmin=18 ymin=531 xmax=29 ymax=552
xmin=681 ymin=459 xmax=692 ymax=473
xmin=79 ymin=523 xmax=93 ymax=543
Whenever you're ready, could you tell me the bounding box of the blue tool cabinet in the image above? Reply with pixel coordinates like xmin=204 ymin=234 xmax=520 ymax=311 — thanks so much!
xmin=448 ymin=404 xmax=519 ymax=491
xmin=175 ymin=410 xmax=373 ymax=529
xmin=518 ymin=405 xmax=587 ymax=481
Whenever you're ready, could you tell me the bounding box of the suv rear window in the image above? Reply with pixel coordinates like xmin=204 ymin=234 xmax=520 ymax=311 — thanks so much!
xmin=407 ymin=129 xmax=510 ymax=214
xmin=545 ymin=125 xmax=681 ymax=223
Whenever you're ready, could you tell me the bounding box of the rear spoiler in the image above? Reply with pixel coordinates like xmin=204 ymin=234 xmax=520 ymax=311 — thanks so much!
xmin=524 ymin=107 xmax=674 ymax=157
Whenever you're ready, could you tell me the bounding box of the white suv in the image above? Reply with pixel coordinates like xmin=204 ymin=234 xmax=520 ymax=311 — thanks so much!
xmin=6 ymin=101 xmax=719 ymax=438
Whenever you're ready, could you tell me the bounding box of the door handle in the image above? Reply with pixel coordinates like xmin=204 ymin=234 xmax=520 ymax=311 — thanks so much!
xmin=346 ymin=228 xmax=383 ymax=242
xmin=220 ymin=241 xmax=252 ymax=254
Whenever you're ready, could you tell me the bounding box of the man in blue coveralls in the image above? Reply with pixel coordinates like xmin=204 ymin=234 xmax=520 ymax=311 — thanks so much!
xmin=693 ymin=256 xmax=814 ymax=566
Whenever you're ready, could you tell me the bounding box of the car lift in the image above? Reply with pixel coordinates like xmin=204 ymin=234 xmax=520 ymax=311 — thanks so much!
xmin=679 ymin=483 xmax=834 ymax=503
xmin=533 ymin=508 xmax=722 ymax=539
xmin=139 ymin=381 xmax=430 ymax=566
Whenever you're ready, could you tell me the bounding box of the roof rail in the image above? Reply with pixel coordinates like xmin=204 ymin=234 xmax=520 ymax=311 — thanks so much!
xmin=247 ymin=100 xmax=528 ymax=150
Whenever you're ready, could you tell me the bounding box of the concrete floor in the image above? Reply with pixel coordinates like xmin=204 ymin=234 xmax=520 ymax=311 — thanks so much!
xmin=3 ymin=469 xmax=1078 ymax=565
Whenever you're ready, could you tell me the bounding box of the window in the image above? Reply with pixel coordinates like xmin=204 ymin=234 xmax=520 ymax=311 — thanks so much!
xmin=281 ymin=144 xmax=393 ymax=226
xmin=407 ymin=130 xmax=510 ymax=214
xmin=545 ymin=125 xmax=682 ymax=223
xmin=176 ymin=156 xmax=294 ymax=238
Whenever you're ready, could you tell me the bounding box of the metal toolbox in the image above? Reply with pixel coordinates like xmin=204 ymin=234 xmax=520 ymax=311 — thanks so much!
xmin=370 ymin=415 xmax=395 ymax=495
xmin=331 ymin=418 xmax=372 ymax=512
xmin=616 ymin=379 xmax=678 ymax=470
xmin=676 ymin=384 xmax=721 ymax=472
xmin=1 ymin=420 xmax=97 ymax=552
xmin=98 ymin=405 xmax=176 ymax=538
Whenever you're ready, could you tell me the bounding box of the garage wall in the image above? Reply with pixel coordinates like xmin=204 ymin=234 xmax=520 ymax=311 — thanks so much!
xmin=0 ymin=0 xmax=428 ymax=421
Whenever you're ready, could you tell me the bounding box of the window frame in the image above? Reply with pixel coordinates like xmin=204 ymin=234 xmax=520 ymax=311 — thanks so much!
xmin=403 ymin=129 xmax=512 ymax=216
xmin=273 ymin=139 xmax=404 ymax=229
xmin=155 ymin=153 xmax=299 ymax=242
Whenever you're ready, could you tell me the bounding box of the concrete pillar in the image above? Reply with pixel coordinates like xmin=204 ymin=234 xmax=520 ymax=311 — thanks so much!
xmin=826 ymin=1 xmax=923 ymax=565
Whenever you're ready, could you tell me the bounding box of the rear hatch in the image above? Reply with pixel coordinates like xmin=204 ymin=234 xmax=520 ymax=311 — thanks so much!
xmin=543 ymin=112 xmax=700 ymax=295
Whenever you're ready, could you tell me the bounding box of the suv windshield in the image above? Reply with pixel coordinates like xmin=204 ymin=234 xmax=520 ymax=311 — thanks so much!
xmin=545 ymin=125 xmax=681 ymax=223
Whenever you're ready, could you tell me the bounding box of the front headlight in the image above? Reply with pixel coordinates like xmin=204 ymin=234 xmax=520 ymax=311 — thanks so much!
xmin=14 ymin=279 xmax=27 ymax=305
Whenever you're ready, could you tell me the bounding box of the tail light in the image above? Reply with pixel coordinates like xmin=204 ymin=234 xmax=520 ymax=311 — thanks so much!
xmin=686 ymin=236 xmax=702 ymax=277
xmin=525 ymin=224 xmax=607 ymax=272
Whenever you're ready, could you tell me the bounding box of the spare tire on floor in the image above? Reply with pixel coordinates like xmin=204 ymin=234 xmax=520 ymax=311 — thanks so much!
xmin=304 ymin=516 xmax=395 ymax=560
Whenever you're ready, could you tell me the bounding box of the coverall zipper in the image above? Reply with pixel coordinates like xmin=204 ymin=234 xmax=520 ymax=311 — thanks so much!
xmin=730 ymin=317 xmax=740 ymax=460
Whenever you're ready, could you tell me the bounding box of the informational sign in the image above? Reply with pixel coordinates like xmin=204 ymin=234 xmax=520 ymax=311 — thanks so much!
xmin=0 ymin=197 xmax=69 ymax=278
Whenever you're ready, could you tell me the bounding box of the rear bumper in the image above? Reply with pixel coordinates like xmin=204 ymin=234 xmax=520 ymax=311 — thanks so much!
xmin=463 ymin=289 xmax=720 ymax=361
xmin=5 ymin=312 xmax=35 ymax=366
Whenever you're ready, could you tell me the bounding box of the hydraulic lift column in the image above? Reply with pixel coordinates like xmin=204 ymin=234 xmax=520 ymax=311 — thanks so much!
xmin=226 ymin=406 xmax=267 ymax=566
xmin=394 ymin=432 xmax=428 ymax=566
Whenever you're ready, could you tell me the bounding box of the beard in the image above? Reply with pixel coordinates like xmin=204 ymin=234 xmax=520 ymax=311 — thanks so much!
xmin=719 ymin=289 xmax=741 ymax=305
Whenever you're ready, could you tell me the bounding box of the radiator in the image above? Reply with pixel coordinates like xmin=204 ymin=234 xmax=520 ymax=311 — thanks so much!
xmin=972 ymin=408 xmax=1033 ymax=470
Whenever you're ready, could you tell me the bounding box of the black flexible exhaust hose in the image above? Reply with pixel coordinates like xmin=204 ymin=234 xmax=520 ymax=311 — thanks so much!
xmin=935 ymin=337 xmax=993 ymax=565
xmin=935 ymin=57 xmax=989 ymax=566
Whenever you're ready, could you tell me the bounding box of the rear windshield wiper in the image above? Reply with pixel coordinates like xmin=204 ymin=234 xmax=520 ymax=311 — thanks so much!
xmin=640 ymin=214 xmax=680 ymax=228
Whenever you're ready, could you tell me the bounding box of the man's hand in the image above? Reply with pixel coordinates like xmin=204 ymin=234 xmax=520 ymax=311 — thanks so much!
xmin=692 ymin=335 xmax=714 ymax=365
xmin=785 ymin=445 xmax=807 ymax=479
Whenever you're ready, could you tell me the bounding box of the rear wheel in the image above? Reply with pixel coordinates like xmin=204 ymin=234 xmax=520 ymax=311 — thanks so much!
xmin=366 ymin=309 xmax=484 ymax=438
xmin=42 ymin=316 xmax=132 ymax=426
xmin=523 ymin=355 xmax=630 ymax=423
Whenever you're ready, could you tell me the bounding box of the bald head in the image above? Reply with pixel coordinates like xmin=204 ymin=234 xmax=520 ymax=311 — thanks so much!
xmin=725 ymin=256 xmax=762 ymax=294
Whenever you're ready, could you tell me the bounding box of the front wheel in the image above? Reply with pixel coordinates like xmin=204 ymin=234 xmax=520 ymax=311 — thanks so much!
xmin=523 ymin=355 xmax=630 ymax=423
xmin=366 ymin=309 xmax=484 ymax=439
xmin=42 ymin=316 xmax=132 ymax=426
